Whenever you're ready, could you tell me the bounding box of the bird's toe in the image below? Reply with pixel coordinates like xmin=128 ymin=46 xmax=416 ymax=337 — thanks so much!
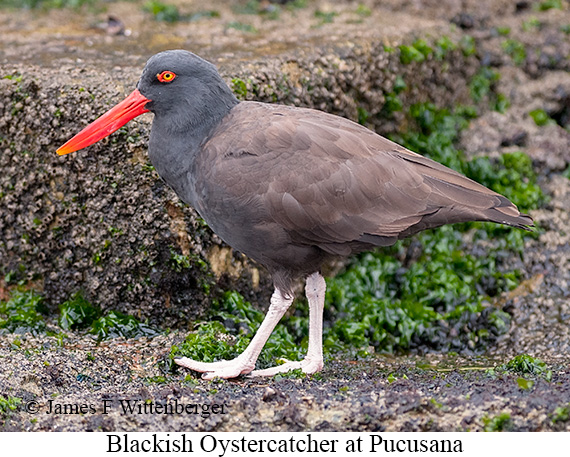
xmin=248 ymin=357 xmax=323 ymax=378
xmin=174 ymin=356 xmax=254 ymax=379
xmin=248 ymin=361 xmax=303 ymax=378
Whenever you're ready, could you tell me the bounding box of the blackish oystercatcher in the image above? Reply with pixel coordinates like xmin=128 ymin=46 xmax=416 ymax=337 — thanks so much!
xmin=58 ymin=50 xmax=533 ymax=379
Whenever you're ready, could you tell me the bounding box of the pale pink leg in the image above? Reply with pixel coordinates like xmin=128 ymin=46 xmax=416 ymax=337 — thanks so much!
xmin=248 ymin=272 xmax=326 ymax=377
xmin=175 ymin=288 xmax=293 ymax=379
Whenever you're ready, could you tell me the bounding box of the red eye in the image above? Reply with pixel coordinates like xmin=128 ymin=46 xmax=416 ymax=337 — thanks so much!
xmin=157 ymin=71 xmax=176 ymax=83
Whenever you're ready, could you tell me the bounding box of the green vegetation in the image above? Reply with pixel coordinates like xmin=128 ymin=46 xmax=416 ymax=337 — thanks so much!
xmin=232 ymin=0 xmax=262 ymax=15
xmin=226 ymin=21 xmax=258 ymax=33
xmin=483 ymin=412 xmax=513 ymax=431
xmin=274 ymin=368 xmax=314 ymax=380
xmin=231 ymin=0 xmax=306 ymax=18
xmin=171 ymin=321 xmax=249 ymax=365
xmin=434 ymin=36 xmax=457 ymax=60
xmin=324 ymin=224 xmax=520 ymax=354
xmin=55 ymin=293 xmax=160 ymax=341
xmin=502 ymin=39 xmax=527 ymax=66
xmin=0 ymin=396 xmax=22 ymax=422
xmin=143 ymin=1 xmax=181 ymax=22
xmin=429 ymin=397 xmax=443 ymax=409
xmin=0 ymin=288 xmax=158 ymax=342
xmin=355 ymin=3 xmax=372 ymax=17
xmin=4 ymin=264 xmax=28 ymax=286
xmin=502 ymin=354 xmax=552 ymax=381
xmin=90 ymin=310 xmax=159 ymax=340
xmin=469 ymin=67 xmax=510 ymax=113
xmin=58 ymin=292 xmax=101 ymax=331
xmin=381 ymin=93 xmax=403 ymax=117
xmin=231 ymin=78 xmax=249 ymax=100
xmin=491 ymin=354 xmax=553 ymax=392
xmin=529 ymin=108 xmax=556 ymax=126
xmin=144 ymin=375 xmax=168 ymax=384
xmin=516 ymin=377 xmax=534 ymax=389
xmin=496 ymin=26 xmax=511 ymax=36
xmin=523 ymin=18 xmax=542 ymax=32
xmin=399 ymin=35 xmax=476 ymax=64
xmin=399 ymin=45 xmax=424 ymax=64
xmin=314 ymin=9 xmax=338 ymax=25
xmin=381 ymin=75 xmax=406 ymax=117
xmin=231 ymin=75 xmax=288 ymax=103
xmin=186 ymin=10 xmax=220 ymax=22
xmin=551 ymin=405 xmax=570 ymax=424
xmin=168 ymin=247 xmax=212 ymax=293
xmin=0 ymin=290 xmax=48 ymax=335
xmin=399 ymin=39 xmax=433 ymax=64
xmin=535 ymin=0 xmax=563 ymax=11
xmin=493 ymin=93 xmax=510 ymax=114
xmin=357 ymin=106 xmax=371 ymax=125
xmin=2 ymin=74 xmax=23 ymax=83
xmin=387 ymin=372 xmax=408 ymax=383
xmin=459 ymin=35 xmax=476 ymax=56
xmin=92 ymin=239 xmax=111 ymax=265
xmin=169 ymin=248 xmax=192 ymax=272
xmin=287 ymin=0 xmax=308 ymax=9
xmin=143 ymin=1 xmax=219 ymax=23
xmin=469 ymin=67 xmax=500 ymax=103
xmin=411 ymin=39 xmax=434 ymax=59
xmin=393 ymin=75 xmax=407 ymax=94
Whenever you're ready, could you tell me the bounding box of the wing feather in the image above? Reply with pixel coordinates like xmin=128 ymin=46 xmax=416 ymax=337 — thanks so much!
xmin=199 ymin=102 xmax=532 ymax=259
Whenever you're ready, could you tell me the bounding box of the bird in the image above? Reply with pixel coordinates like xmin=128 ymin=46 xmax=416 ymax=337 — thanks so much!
xmin=57 ymin=50 xmax=533 ymax=379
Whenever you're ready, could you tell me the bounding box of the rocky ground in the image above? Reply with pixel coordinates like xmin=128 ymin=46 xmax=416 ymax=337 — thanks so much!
xmin=1 ymin=0 xmax=569 ymax=432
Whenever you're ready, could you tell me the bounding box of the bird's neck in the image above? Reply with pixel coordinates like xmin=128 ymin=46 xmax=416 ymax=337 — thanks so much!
xmin=147 ymin=88 xmax=239 ymax=205
xmin=154 ymin=84 xmax=239 ymax=152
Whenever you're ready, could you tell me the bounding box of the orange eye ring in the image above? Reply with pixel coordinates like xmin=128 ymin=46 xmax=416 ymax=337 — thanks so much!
xmin=157 ymin=71 xmax=177 ymax=83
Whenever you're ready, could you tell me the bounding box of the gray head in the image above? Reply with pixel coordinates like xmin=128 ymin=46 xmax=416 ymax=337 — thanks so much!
xmin=57 ymin=50 xmax=238 ymax=156
xmin=137 ymin=50 xmax=239 ymax=134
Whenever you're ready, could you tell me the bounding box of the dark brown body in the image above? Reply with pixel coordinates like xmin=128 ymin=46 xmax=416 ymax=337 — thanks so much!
xmin=156 ymin=101 xmax=532 ymax=292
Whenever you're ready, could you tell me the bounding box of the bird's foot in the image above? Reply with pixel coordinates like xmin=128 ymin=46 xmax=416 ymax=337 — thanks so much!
xmin=174 ymin=355 xmax=324 ymax=379
xmin=174 ymin=356 xmax=255 ymax=380
xmin=248 ymin=356 xmax=323 ymax=378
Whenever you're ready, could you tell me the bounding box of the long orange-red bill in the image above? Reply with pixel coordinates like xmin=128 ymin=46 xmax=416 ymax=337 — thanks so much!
xmin=57 ymin=89 xmax=151 ymax=156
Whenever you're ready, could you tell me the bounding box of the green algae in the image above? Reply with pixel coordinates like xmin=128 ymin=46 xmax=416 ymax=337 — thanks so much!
xmin=58 ymin=292 xmax=101 ymax=331
xmin=0 ymin=290 xmax=49 ymax=335
xmin=90 ymin=310 xmax=160 ymax=341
